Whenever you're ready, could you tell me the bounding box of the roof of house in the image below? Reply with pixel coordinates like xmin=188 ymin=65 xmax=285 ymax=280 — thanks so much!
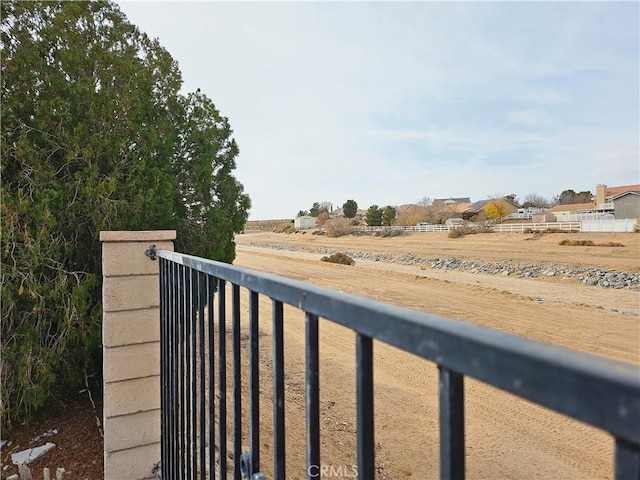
xmin=547 ymin=202 xmax=596 ymax=213
xmin=464 ymin=198 xmax=518 ymax=214
xmin=609 ymin=190 xmax=640 ymax=201
xmin=397 ymin=204 xmax=420 ymax=213
xmin=606 ymin=184 xmax=640 ymax=198
xmin=433 ymin=197 xmax=471 ymax=205
xmin=450 ymin=202 xmax=472 ymax=213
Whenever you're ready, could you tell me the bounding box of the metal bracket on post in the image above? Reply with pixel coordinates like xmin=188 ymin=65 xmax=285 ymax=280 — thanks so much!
xmin=144 ymin=244 xmax=157 ymax=260
xmin=240 ymin=452 xmax=266 ymax=480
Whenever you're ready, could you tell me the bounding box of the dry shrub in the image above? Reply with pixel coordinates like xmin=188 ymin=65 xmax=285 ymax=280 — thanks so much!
xmin=448 ymin=229 xmax=462 ymax=238
xmin=558 ymin=239 xmax=593 ymax=246
xmin=274 ymin=223 xmax=295 ymax=233
xmin=376 ymin=227 xmax=405 ymax=238
xmin=321 ymin=252 xmax=355 ymax=265
xmin=317 ymin=211 xmax=330 ymax=226
xmin=325 ymin=218 xmax=355 ymax=238
xmin=558 ymin=240 xmax=624 ymax=247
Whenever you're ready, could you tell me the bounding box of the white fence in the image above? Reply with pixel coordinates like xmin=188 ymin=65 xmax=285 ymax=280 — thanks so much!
xmin=359 ymin=220 xmax=637 ymax=233
xmin=580 ymin=218 xmax=638 ymax=233
xmin=555 ymin=213 xmax=614 ymax=221
xmin=360 ymin=222 xmax=581 ymax=234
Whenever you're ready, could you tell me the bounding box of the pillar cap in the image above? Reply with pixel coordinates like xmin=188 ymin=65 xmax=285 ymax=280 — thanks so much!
xmin=100 ymin=230 xmax=177 ymax=242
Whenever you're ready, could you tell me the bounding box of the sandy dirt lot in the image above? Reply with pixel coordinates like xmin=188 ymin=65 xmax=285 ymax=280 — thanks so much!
xmin=227 ymin=231 xmax=639 ymax=479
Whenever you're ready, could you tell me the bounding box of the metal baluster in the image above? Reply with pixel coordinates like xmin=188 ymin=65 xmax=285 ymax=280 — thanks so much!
xmin=191 ymin=270 xmax=198 ymax=479
xmin=615 ymin=438 xmax=640 ymax=480
xmin=170 ymin=260 xmax=178 ymax=480
xmin=232 ymin=284 xmax=242 ymax=480
xmin=185 ymin=266 xmax=193 ymax=480
xmin=199 ymin=272 xmax=206 ymax=479
xmin=160 ymin=258 xmax=167 ymax=477
xmin=207 ymin=275 xmax=216 ymax=480
xmin=273 ymin=300 xmax=285 ymax=479
xmin=249 ymin=291 xmax=260 ymax=474
xmin=218 ymin=279 xmax=228 ymax=480
xmin=305 ymin=313 xmax=320 ymax=480
xmin=179 ymin=264 xmax=187 ymax=479
xmin=356 ymin=334 xmax=374 ymax=480
xmin=439 ymin=366 xmax=465 ymax=480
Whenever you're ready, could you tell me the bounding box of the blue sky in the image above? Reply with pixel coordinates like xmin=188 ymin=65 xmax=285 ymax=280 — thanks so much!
xmin=117 ymin=1 xmax=639 ymax=220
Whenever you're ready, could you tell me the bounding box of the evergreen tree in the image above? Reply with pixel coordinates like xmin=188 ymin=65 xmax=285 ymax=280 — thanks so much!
xmin=365 ymin=205 xmax=383 ymax=226
xmin=382 ymin=205 xmax=397 ymax=226
xmin=342 ymin=199 xmax=358 ymax=219
xmin=0 ymin=0 xmax=250 ymax=428
xmin=309 ymin=202 xmax=320 ymax=217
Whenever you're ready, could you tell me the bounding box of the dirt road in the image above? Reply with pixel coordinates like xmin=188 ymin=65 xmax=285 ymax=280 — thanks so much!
xmin=229 ymin=231 xmax=639 ymax=479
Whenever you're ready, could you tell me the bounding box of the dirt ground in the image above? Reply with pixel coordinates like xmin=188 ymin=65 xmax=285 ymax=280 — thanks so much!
xmin=2 ymin=230 xmax=636 ymax=480
xmin=230 ymin=230 xmax=639 ymax=479
xmin=1 ymin=386 xmax=103 ymax=480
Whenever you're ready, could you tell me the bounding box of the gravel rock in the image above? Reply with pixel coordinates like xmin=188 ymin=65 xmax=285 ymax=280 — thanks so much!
xmin=242 ymin=242 xmax=640 ymax=289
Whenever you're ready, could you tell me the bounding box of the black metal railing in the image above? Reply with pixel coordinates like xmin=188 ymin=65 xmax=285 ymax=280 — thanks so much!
xmin=150 ymin=248 xmax=640 ymax=480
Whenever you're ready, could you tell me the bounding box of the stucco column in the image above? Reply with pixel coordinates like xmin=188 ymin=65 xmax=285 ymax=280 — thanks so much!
xmin=100 ymin=231 xmax=176 ymax=480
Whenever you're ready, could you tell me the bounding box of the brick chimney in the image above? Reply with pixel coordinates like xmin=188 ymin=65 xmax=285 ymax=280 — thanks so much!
xmin=596 ymin=184 xmax=607 ymax=208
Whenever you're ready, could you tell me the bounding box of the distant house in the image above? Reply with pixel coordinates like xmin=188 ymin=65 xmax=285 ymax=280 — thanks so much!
xmin=595 ymin=183 xmax=640 ymax=219
xmin=609 ymin=191 xmax=640 ymax=220
xmin=531 ymin=212 xmax=555 ymax=222
xmin=547 ymin=202 xmax=597 ymax=221
xmin=507 ymin=207 xmax=547 ymax=220
xmin=462 ymin=198 xmax=519 ymax=220
xmin=294 ymin=215 xmax=317 ymax=229
xmin=396 ymin=204 xmax=420 ymax=214
xmin=429 ymin=198 xmax=472 ymax=222
xmin=432 ymin=197 xmax=471 ymax=207
xmin=549 ymin=183 xmax=640 ymax=221
xmin=354 ymin=209 xmax=367 ymax=221
xmin=445 ymin=217 xmax=464 ymax=226
xmin=596 ymin=183 xmax=640 ymax=210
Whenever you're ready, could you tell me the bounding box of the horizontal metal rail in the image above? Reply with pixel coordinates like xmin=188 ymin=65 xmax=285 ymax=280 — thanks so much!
xmin=156 ymin=248 xmax=640 ymax=480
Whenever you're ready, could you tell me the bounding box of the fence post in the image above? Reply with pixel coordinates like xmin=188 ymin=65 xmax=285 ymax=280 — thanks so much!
xmin=100 ymin=231 xmax=176 ymax=480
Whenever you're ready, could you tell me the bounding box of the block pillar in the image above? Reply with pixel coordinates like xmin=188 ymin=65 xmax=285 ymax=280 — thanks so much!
xmin=100 ymin=231 xmax=176 ymax=480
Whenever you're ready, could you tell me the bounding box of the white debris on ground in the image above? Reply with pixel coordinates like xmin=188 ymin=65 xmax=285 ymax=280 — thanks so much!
xmin=11 ymin=442 xmax=56 ymax=465
xmin=33 ymin=429 xmax=58 ymax=442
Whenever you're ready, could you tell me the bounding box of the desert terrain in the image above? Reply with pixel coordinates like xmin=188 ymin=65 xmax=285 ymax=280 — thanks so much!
xmin=227 ymin=230 xmax=639 ymax=479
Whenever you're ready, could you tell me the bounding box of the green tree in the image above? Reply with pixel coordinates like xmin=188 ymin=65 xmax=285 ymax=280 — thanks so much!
xmin=1 ymin=0 xmax=249 ymax=428
xmin=554 ymin=189 xmax=592 ymax=205
xmin=365 ymin=205 xmax=383 ymax=226
xmin=309 ymin=202 xmax=321 ymax=217
xmin=382 ymin=205 xmax=397 ymax=226
xmin=342 ymin=199 xmax=358 ymax=219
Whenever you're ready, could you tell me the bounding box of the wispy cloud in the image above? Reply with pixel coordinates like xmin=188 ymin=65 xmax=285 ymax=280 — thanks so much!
xmin=118 ymin=1 xmax=639 ymax=218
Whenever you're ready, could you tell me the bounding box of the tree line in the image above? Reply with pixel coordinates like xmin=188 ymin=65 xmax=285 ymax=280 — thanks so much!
xmin=296 ymin=188 xmax=594 ymax=227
